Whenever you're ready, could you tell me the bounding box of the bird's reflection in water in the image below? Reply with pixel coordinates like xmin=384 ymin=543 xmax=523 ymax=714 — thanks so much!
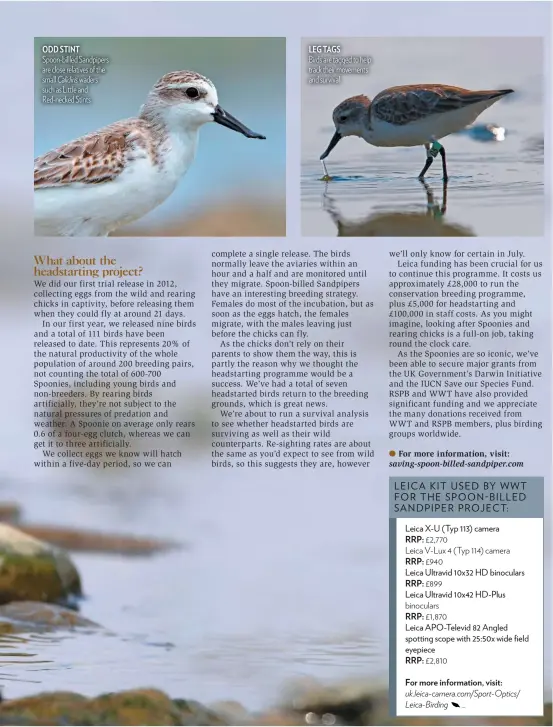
xmin=420 ymin=178 xmax=447 ymax=219
xmin=322 ymin=179 xmax=475 ymax=237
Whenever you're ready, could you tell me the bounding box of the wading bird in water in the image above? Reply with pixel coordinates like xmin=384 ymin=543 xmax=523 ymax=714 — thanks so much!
xmin=320 ymin=84 xmax=513 ymax=180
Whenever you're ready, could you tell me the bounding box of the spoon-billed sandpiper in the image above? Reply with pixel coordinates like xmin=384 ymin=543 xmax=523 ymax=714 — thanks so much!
xmin=320 ymin=84 xmax=513 ymax=180
xmin=34 ymin=71 xmax=266 ymax=237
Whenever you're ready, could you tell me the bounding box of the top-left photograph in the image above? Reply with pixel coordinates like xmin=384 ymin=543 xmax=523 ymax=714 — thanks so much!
xmin=34 ymin=37 xmax=286 ymax=237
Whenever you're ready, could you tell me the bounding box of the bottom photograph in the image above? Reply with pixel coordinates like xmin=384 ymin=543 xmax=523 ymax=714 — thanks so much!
xmin=2 ymin=234 xmax=551 ymax=727
xmin=1 ymin=2 xmax=551 ymax=726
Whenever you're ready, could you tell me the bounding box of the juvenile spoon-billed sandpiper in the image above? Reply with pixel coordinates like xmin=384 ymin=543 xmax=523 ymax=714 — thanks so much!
xmin=320 ymin=84 xmax=513 ymax=180
xmin=34 ymin=71 xmax=266 ymax=237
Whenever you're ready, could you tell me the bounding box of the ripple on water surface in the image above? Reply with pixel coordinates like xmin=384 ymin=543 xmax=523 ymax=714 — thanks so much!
xmin=301 ymin=135 xmax=544 ymax=237
xmin=0 ymin=624 xmax=382 ymax=710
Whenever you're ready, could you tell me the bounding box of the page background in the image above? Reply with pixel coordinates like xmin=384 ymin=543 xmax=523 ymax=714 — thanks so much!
xmin=0 ymin=0 xmax=550 ymax=709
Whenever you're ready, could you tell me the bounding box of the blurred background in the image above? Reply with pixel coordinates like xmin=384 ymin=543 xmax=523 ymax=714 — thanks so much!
xmin=2 ymin=240 xmax=389 ymax=711
xmin=34 ymin=38 xmax=286 ymax=237
xmin=301 ymin=37 xmax=545 ymax=237
xmin=1 ymin=237 xmax=550 ymax=716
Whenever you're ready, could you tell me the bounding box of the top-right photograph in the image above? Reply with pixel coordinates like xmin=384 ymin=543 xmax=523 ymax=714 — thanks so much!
xmin=301 ymin=37 xmax=544 ymax=237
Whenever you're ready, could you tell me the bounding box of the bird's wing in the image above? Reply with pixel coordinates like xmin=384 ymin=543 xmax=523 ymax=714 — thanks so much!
xmin=34 ymin=121 xmax=134 ymax=189
xmin=371 ymin=85 xmax=496 ymax=126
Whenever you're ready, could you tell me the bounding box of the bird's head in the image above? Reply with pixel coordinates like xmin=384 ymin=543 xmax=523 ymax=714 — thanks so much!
xmin=320 ymin=95 xmax=371 ymax=160
xmin=143 ymin=71 xmax=265 ymax=139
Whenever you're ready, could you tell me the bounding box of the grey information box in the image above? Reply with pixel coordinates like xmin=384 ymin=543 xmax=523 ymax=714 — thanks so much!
xmin=388 ymin=476 xmax=544 ymax=718
xmin=389 ymin=477 xmax=544 ymax=520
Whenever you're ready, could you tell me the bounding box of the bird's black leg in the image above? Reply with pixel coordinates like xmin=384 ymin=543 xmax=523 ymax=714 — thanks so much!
xmin=441 ymin=177 xmax=448 ymax=214
xmin=418 ymin=141 xmax=445 ymax=179
xmin=439 ymin=146 xmax=449 ymax=182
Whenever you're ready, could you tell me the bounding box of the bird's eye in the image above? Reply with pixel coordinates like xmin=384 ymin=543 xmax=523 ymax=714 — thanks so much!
xmin=185 ymin=87 xmax=199 ymax=99
xmin=339 ymin=115 xmax=347 ymax=123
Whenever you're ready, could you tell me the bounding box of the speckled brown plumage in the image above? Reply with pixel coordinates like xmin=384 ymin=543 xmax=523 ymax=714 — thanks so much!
xmin=34 ymin=119 xmax=165 ymax=188
xmin=153 ymin=70 xmax=213 ymax=90
xmin=371 ymin=85 xmax=510 ymax=126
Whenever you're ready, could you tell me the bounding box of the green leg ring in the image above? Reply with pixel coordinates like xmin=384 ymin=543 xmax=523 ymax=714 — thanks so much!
xmin=428 ymin=140 xmax=443 ymax=159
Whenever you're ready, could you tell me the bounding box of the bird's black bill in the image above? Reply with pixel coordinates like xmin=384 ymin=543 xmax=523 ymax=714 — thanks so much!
xmin=212 ymin=105 xmax=265 ymax=139
xmin=320 ymin=131 xmax=342 ymax=160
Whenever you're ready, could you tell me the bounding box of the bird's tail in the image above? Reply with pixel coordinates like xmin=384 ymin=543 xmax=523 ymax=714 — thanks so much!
xmin=488 ymin=89 xmax=514 ymax=98
xmin=460 ymin=88 xmax=514 ymax=107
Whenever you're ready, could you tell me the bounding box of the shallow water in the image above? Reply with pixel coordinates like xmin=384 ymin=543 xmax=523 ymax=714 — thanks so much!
xmin=2 ymin=256 xmax=552 ymax=711
xmin=302 ymin=137 xmax=544 ymax=237
xmin=301 ymin=37 xmax=545 ymax=237
xmin=0 ymin=471 xmax=387 ymax=710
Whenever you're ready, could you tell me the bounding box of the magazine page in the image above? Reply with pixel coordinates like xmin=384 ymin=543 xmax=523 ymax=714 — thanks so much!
xmin=0 ymin=1 xmax=550 ymax=725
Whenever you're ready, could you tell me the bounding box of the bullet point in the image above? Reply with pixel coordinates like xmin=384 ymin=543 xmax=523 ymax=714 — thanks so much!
xmin=389 ymin=450 xmax=396 ymax=456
